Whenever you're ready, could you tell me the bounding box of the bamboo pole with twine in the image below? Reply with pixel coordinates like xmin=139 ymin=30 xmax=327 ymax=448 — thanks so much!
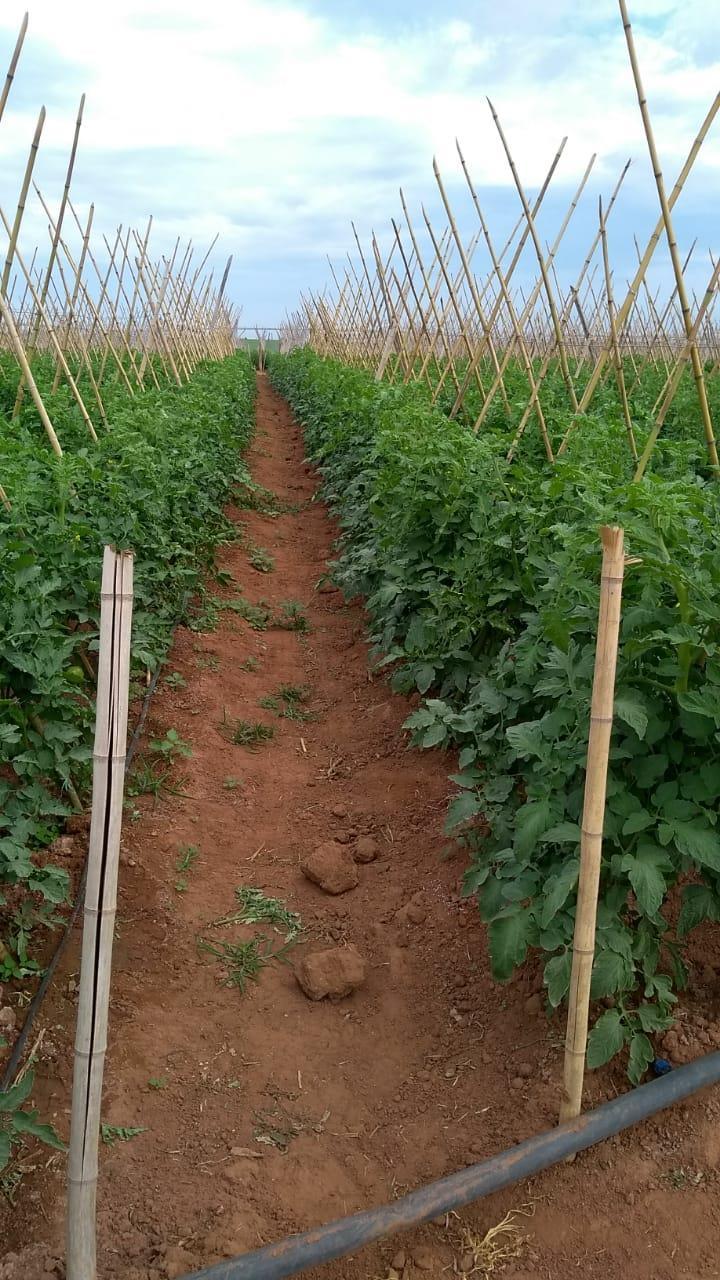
xmin=560 ymin=526 xmax=625 ymax=1123
xmin=67 ymin=546 xmax=134 ymax=1280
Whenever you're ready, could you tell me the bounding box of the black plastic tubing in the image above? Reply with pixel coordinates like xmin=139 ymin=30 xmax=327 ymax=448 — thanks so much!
xmin=182 ymin=1050 xmax=720 ymax=1280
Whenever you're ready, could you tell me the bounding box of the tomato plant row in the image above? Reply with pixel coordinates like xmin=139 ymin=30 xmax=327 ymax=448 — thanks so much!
xmin=270 ymin=348 xmax=720 ymax=1081
xmin=0 ymin=352 xmax=255 ymax=979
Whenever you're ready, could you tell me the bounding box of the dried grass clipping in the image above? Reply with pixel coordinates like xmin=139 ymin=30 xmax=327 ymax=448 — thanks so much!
xmin=455 ymin=1204 xmax=534 ymax=1275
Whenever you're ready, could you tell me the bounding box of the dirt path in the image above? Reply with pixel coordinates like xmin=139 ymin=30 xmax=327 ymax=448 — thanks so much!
xmin=4 ymin=375 xmax=720 ymax=1280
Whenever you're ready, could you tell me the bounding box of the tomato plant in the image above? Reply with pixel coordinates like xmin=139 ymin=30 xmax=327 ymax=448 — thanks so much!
xmin=0 ymin=351 xmax=255 ymax=970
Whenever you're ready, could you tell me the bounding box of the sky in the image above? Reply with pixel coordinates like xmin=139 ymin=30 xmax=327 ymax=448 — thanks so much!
xmin=0 ymin=0 xmax=718 ymax=327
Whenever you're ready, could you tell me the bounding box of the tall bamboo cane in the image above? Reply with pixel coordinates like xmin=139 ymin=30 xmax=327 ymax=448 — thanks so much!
xmin=67 ymin=547 xmax=134 ymax=1280
xmin=560 ymin=526 xmax=625 ymax=1123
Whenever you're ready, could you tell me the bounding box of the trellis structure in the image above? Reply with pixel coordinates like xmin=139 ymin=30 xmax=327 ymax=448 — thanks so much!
xmin=281 ymin=12 xmax=720 ymax=476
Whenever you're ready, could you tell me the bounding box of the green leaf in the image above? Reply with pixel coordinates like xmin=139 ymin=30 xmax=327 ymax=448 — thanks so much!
xmin=614 ymin=691 xmax=649 ymax=740
xmin=0 ymin=1072 xmax=34 ymax=1113
xmin=586 ymin=1009 xmax=626 ymax=1069
xmin=633 ymin=754 xmax=668 ymax=789
xmin=488 ymin=909 xmax=532 ymax=982
xmin=620 ymin=847 xmax=668 ymax=917
xmin=672 ymin=820 xmax=720 ymax=871
xmin=677 ymin=690 xmax=720 ymax=721
xmin=514 ymin=799 xmax=552 ymax=858
xmin=0 ymin=1129 xmax=11 ymax=1171
xmin=505 ymin=721 xmax=546 ymax=761
xmin=444 ymin=790 xmax=481 ymax=831
xmin=590 ymin=948 xmax=628 ymax=998
xmin=627 ymin=1032 xmax=654 ymax=1085
xmin=636 ymin=1003 xmax=673 ymax=1033
xmin=622 ymin=809 xmax=653 ymax=836
xmin=544 ymin=951 xmax=572 ymax=1008
xmin=483 ymin=776 xmax=514 ymax=804
xmin=101 ymin=1123 xmax=146 ymax=1145
xmin=11 ymin=1111 xmax=66 ymax=1150
xmin=538 ymin=859 xmax=579 ymax=929
xmin=677 ymin=883 xmax=720 ymax=937
xmin=421 ymin=722 xmax=447 ymax=748
xmin=542 ymin=822 xmax=581 ymax=844
xmin=415 ymin=663 xmax=435 ymax=694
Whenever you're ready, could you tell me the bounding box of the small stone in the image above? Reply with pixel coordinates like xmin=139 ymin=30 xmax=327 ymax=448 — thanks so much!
xmin=391 ymin=1250 xmax=406 ymax=1271
xmin=300 ymin=842 xmax=359 ymax=895
xmin=354 ymin=836 xmax=379 ymax=864
xmin=524 ymin=993 xmax=542 ymax=1015
xmin=517 ymin=1062 xmax=533 ymax=1078
xmin=406 ymin=901 xmax=427 ymax=925
xmin=412 ymin=1246 xmax=436 ymax=1271
xmin=0 ymin=1006 xmax=16 ymax=1030
xmin=331 ymin=803 xmax=348 ymax=819
xmin=459 ymin=1252 xmax=476 ymax=1273
xmin=511 ymin=1076 xmax=524 ymax=1089
xmin=296 ymin=946 xmax=367 ymax=1000
xmin=53 ymin=835 xmax=77 ymax=858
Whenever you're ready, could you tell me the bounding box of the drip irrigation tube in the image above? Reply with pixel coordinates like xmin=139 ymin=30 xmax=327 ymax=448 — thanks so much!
xmin=182 ymin=1050 xmax=720 ymax=1280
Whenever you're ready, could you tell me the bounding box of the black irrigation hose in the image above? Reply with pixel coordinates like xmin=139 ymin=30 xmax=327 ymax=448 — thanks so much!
xmin=0 ymin=631 xmax=173 ymax=1094
xmin=182 ymin=1050 xmax=720 ymax=1280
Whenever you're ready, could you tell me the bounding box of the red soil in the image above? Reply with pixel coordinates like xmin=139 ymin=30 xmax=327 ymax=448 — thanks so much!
xmin=3 ymin=374 xmax=720 ymax=1280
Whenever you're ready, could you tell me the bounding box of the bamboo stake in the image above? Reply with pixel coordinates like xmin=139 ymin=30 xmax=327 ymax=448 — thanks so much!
xmin=560 ymin=526 xmax=625 ymax=1123
xmin=618 ymin=0 xmax=718 ymax=473
xmin=1 ymin=105 xmax=45 ymax=297
xmin=488 ymin=99 xmax=578 ymax=412
xmin=51 ymin=203 xmax=94 ymax=393
xmin=634 ymin=256 xmax=720 ymax=481
xmin=455 ymin=140 xmax=553 ymax=459
xmin=566 ymin=90 xmax=720 ymax=428
xmin=0 ymin=289 xmax=62 ymax=455
xmin=599 ymin=198 xmax=637 ymax=462
xmin=421 ymin=208 xmax=486 ymax=398
xmin=433 ymin=158 xmax=510 ymax=413
xmin=35 ymin=190 xmax=136 ymax=395
xmin=0 ymin=12 xmax=28 ymax=122
xmin=0 ymin=207 xmax=99 ymax=440
xmin=452 ymin=137 xmax=573 ymax=419
xmin=13 ymin=94 xmax=85 ymax=418
xmin=67 ymin=547 xmax=134 ymax=1280
xmin=399 ymin=193 xmax=459 ymax=390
